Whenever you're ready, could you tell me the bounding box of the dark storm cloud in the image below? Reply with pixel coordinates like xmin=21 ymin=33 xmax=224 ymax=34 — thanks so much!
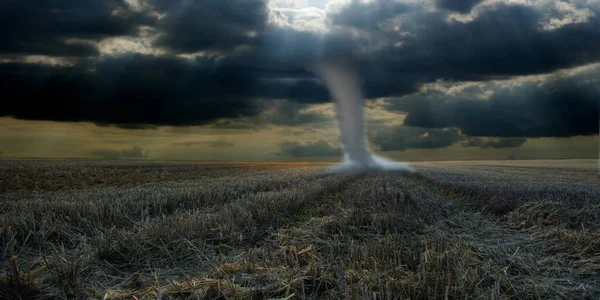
xmin=255 ymin=77 xmax=330 ymax=104
xmin=150 ymin=0 xmax=269 ymax=53
xmin=251 ymin=30 xmax=421 ymax=99
xmin=261 ymin=1 xmax=600 ymax=102
xmin=461 ymin=137 xmax=527 ymax=149
xmin=2 ymin=0 xmax=600 ymax=135
xmin=366 ymin=3 xmax=600 ymax=78
xmin=92 ymin=146 xmax=148 ymax=160
xmin=308 ymin=0 xmax=600 ymax=97
xmin=0 ymin=56 xmax=256 ymax=126
xmin=371 ymin=126 xmax=461 ymax=151
xmin=0 ymin=0 xmax=154 ymax=57
xmin=275 ymin=140 xmax=341 ymax=157
xmin=435 ymin=0 xmax=484 ymax=13
xmin=387 ymin=66 xmax=600 ymax=137
xmin=0 ymin=54 xmax=338 ymax=126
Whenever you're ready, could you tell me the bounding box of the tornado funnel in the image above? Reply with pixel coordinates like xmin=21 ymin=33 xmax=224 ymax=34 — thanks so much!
xmin=310 ymin=59 xmax=415 ymax=174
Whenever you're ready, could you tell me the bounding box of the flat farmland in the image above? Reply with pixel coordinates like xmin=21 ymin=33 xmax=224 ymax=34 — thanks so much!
xmin=0 ymin=159 xmax=598 ymax=299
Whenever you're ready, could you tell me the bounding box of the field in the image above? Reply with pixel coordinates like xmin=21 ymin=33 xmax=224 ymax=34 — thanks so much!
xmin=0 ymin=159 xmax=598 ymax=299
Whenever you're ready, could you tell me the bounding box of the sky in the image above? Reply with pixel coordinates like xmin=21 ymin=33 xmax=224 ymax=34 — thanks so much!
xmin=0 ymin=0 xmax=598 ymax=162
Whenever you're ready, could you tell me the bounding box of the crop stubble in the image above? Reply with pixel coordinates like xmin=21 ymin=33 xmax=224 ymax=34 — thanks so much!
xmin=0 ymin=159 xmax=598 ymax=299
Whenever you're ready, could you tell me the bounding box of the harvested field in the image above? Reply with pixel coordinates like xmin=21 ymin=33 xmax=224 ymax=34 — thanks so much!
xmin=0 ymin=159 xmax=598 ymax=299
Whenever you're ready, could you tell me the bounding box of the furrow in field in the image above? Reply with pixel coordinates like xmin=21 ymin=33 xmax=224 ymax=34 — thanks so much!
xmin=415 ymin=163 xmax=599 ymax=187
xmin=408 ymin=167 xmax=600 ymax=298
xmin=241 ymin=170 xmax=599 ymax=298
xmin=134 ymin=172 xmax=364 ymax=246
xmin=200 ymin=172 xmax=526 ymax=298
xmin=0 ymin=167 xmax=340 ymax=248
xmin=414 ymin=164 xmax=600 ymax=214
xmin=1 ymin=162 xmax=598 ymax=299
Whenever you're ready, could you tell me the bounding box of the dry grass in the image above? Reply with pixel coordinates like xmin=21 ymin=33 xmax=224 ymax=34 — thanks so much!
xmin=0 ymin=160 xmax=329 ymax=193
xmin=0 ymin=159 xmax=598 ymax=299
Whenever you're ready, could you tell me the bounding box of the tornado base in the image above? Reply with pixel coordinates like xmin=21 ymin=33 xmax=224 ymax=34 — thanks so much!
xmin=327 ymin=153 xmax=415 ymax=174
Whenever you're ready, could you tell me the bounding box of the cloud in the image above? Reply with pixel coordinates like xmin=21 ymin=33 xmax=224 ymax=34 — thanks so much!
xmin=172 ymin=140 xmax=236 ymax=148
xmin=92 ymin=146 xmax=148 ymax=160
xmin=539 ymin=1 xmax=595 ymax=31
xmin=388 ymin=3 xmax=598 ymax=78
xmin=0 ymin=0 xmax=155 ymax=57
xmin=0 ymin=53 xmax=344 ymax=126
xmin=315 ymin=0 xmax=600 ymax=90
xmin=1 ymin=0 xmax=599 ymax=138
xmin=0 ymin=55 xmax=262 ymax=126
xmin=261 ymin=100 xmax=332 ymax=126
xmin=328 ymin=1 xmax=413 ymax=29
xmin=461 ymin=137 xmax=527 ymax=149
xmin=269 ymin=0 xmax=328 ymax=10
xmin=206 ymin=118 xmax=267 ymax=130
xmin=275 ymin=139 xmax=341 ymax=157
xmin=257 ymin=78 xmax=330 ymax=104
xmin=371 ymin=126 xmax=461 ymax=151
xmin=435 ymin=0 xmax=484 ymax=13
xmin=150 ymin=0 xmax=269 ymax=53
xmin=279 ymin=128 xmax=319 ymax=136
xmin=386 ymin=65 xmax=600 ymax=137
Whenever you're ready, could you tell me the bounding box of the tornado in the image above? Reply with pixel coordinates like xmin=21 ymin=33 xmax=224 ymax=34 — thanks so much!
xmin=309 ymin=59 xmax=415 ymax=174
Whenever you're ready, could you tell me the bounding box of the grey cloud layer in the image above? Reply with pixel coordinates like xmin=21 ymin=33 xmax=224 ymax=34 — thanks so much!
xmin=0 ymin=55 xmax=328 ymax=126
xmin=1 ymin=0 xmax=599 ymax=138
xmin=0 ymin=0 xmax=155 ymax=57
xmin=371 ymin=126 xmax=461 ymax=151
xmin=435 ymin=0 xmax=484 ymax=13
xmin=370 ymin=127 xmax=527 ymax=151
xmin=151 ymin=0 xmax=269 ymax=52
xmin=386 ymin=66 xmax=600 ymax=137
